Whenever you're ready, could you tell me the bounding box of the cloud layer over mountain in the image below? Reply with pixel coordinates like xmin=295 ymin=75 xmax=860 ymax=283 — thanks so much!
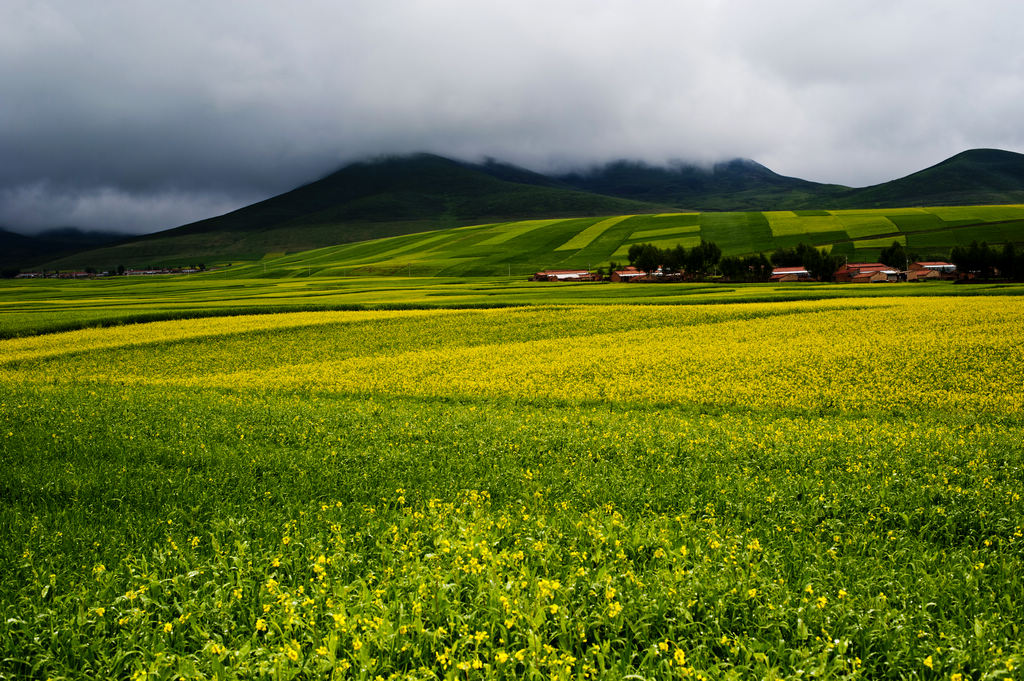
xmin=3 ymin=0 xmax=1023 ymax=233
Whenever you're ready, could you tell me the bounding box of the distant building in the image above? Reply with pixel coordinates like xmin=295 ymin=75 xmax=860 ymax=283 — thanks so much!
xmin=769 ymin=266 xmax=810 ymax=282
xmin=530 ymin=269 xmax=596 ymax=282
xmin=909 ymin=261 xmax=957 ymax=280
xmin=610 ymin=267 xmax=646 ymax=282
xmin=835 ymin=262 xmax=899 ymax=283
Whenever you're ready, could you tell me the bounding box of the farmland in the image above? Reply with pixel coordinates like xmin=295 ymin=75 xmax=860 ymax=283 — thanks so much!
xmin=201 ymin=205 xmax=1024 ymax=279
xmin=30 ymin=204 xmax=1024 ymax=278
xmin=2 ymin=296 xmax=1023 ymax=679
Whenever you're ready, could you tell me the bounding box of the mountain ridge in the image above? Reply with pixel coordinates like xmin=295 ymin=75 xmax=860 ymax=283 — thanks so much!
xmin=18 ymin=148 xmax=1024 ymax=270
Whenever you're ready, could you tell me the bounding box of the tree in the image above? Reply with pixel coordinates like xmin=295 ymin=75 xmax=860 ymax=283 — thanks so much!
xmin=771 ymin=247 xmax=801 ymax=267
xmin=719 ymin=256 xmax=743 ymax=281
xmin=661 ymin=245 xmax=685 ymax=276
xmin=627 ymin=244 xmax=646 ymax=268
xmin=807 ymin=250 xmax=841 ymax=282
xmin=694 ymin=239 xmax=721 ymax=276
xmin=999 ymin=242 xmax=1019 ymax=280
xmin=750 ymin=253 xmax=773 ymax=281
xmin=879 ymin=241 xmax=909 ymax=269
xmin=634 ymin=243 xmax=661 ymax=276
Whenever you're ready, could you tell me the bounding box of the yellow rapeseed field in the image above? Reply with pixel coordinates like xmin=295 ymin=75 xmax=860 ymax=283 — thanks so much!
xmin=1 ymin=296 xmax=1022 ymax=679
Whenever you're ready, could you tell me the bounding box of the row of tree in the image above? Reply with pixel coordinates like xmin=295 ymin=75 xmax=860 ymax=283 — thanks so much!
xmin=769 ymin=243 xmax=842 ymax=281
xmin=623 ymin=240 xmax=724 ymax=279
xmin=950 ymin=241 xmax=1022 ymax=280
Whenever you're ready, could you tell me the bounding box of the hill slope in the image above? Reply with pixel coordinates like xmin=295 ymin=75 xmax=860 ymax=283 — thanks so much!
xmin=1 ymin=228 xmax=125 ymax=271
xmin=203 ymin=205 xmax=1024 ymax=279
xmin=33 ymin=148 xmax=1024 ymax=271
xmin=836 ymin=149 xmax=1024 ymax=207
xmin=41 ymin=155 xmax=672 ymax=269
xmin=558 ymin=158 xmax=848 ymax=210
xmin=558 ymin=149 xmax=1024 ymax=210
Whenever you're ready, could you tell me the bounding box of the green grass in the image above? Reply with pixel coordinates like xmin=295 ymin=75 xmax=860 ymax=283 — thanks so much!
xmin=34 ymin=206 xmax=1024 ymax=279
xmin=5 ymin=275 xmax=1024 ymax=340
xmin=554 ymin=216 xmax=635 ymax=252
xmin=2 ymin=298 xmax=1023 ymax=678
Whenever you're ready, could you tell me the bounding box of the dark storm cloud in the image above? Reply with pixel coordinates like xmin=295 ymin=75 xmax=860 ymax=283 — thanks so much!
xmin=3 ymin=0 xmax=1024 ymax=233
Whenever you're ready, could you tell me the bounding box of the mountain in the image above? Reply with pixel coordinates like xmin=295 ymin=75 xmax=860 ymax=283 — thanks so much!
xmin=560 ymin=149 xmax=1024 ymax=211
xmin=836 ymin=148 xmax=1024 ymax=207
xmin=28 ymin=148 xmax=1024 ymax=271
xmin=0 ymin=227 xmax=125 ymax=272
xmin=558 ymin=158 xmax=848 ymax=210
xmin=40 ymin=154 xmax=672 ymax=269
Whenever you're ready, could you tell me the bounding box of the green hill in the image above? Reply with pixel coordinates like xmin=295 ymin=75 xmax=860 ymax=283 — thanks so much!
xmin=558 ymin=149 xmax=1024 ymax=210
xmin=836 ymin=149 xmax=1024 ymax=207
xmin=0 ymin=227 xmax=125 ymax=271
xmin=207 ymin=205 xmax=1024 ymax=279
xmin=33 ymin=149 xmax=1024 ymax=272
xmin=40 ymin=155 xmax=671 ymax=269
xmin=558 ymin=158 xmax=848 ymax=210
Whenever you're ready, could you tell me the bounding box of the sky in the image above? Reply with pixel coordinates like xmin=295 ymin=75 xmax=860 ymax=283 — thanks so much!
xmin=3 ymin=0 xmax=1024 ymax=234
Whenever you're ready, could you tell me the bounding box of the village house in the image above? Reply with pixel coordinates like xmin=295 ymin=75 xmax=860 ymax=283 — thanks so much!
xmin=609 ymin=266 xmax=647 ymax=282
xmin=908 ymin=261 xmax=956 ymax=281
xmin=835 ymin=262 xmax=899 ymax=283
xmin=769 ymin=266 xmax=810 ymax=282
xmin=530 ymin=269 xmax=597 ymax=282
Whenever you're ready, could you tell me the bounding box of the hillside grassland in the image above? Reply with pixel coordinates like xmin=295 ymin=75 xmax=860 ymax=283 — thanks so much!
xmin=202 ymin=205 xmax=1024 ymax=279
xmin=2 ymin=297 xmax=1023 ymax=679
xmin=30 ymin=204 xmax=1024 ymax=276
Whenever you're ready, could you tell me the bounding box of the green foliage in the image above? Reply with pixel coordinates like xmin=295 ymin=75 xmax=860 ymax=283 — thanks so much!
xmin=626 ymin=240 xmax=722 ymax=278
xmin=950 ymin=240 xmax=1024 ymax=279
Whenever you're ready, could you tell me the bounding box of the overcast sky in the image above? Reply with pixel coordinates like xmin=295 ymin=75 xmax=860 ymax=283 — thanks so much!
xmin=3 ymin=0 xmax=1024 ymax=234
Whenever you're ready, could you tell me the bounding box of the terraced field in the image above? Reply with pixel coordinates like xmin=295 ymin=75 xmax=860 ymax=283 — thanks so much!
xmin=208 ymin=206 xmax=1024 ymax=278
xmin=2 ymin=298 xmax=1022 ymax=679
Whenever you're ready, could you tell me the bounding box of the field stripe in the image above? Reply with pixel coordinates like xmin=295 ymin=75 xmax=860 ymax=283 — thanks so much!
xmin=475 ymin=219 xmax=566 ymax=247
xmin=555 ymin=216 xmax=634 ymax=252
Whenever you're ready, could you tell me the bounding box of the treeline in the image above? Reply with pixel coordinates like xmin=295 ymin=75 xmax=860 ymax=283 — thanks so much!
xmin=622 ymin=240 xmax=724 ymax=279
xmin=769 ymin=243 xmax=842 ymax=281
xmin=950 ymin=241 xmax=1022 ymax=280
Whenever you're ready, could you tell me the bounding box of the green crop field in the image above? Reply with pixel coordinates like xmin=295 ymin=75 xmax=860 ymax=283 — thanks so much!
xmin=2 ymin=296 xmax=1023 ymax=679
xmin=140 ymin=205 xmax=1017 ymax=280
xmin=4 ymin=205 xmax=1024 ymax=678
xmin=5 ymin=275 xmax=1024 ymax=339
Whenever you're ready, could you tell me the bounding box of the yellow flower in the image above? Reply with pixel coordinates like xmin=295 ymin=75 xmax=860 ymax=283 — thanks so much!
xmin=94 ymin=607 xmax=105 ymax=617
xmin=495 ymin=651 xmax=509 ymax=664
xmin=255 ymin=618 xmax=267 ymax=632
xmin=674 ymin=648 xmax=686 ymax=666
xmin=163 ymin=622 xmax=173 ymax=634
xmin=923 ymin=655 xmax=933 ymax=669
